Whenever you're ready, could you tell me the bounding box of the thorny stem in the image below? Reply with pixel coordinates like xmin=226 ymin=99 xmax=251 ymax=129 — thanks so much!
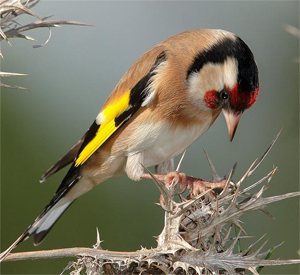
xmin=3 ymin=247 xmax=155 ymax=262
xmin=1 ymin=131 xmax=300 ymax=275
xmin=4 ymin=248 xmax=300 ymax=268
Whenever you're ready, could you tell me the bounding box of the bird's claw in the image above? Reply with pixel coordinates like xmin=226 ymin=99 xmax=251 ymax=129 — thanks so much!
xmin=142 ymin=171 xmax=229 ymax=201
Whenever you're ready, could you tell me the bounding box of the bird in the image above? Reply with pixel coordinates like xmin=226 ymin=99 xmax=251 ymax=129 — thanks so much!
xmin=0 ymin=29 xmax=259 ymax=262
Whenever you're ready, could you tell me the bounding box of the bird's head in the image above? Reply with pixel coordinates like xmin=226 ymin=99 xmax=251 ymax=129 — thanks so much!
xmin=187 ymin=32 xmax=259 ymax=141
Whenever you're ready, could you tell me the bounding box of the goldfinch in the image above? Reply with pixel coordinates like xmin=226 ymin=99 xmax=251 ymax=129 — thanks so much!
xmin=0 ymin=29 xmax=259 ymax=261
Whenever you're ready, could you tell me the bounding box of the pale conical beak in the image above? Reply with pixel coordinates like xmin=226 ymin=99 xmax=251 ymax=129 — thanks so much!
xmin=222 ymin=109 xmax=242 ymax=142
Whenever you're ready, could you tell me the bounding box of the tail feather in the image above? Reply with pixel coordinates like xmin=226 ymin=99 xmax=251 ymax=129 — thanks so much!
xmin=31 ymin=200 xmax=73 ymax=245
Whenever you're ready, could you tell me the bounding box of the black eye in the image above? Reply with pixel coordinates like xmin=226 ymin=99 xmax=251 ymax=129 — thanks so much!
xmin=221 ymin=91 xmax=229 ymax=100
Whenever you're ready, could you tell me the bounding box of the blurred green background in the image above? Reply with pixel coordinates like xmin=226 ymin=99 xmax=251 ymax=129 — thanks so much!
xmin=1 ymin=1 xmax=299 ymax=274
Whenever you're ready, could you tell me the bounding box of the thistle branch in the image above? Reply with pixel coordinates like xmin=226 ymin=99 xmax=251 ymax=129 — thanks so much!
xmin=2 ymin=131 xmax=300 ymax=275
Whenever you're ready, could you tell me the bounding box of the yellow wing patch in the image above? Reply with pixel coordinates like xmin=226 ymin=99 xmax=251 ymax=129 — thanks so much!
xmin=75 ymin=90 xmax=131 ymax=167
xmin=102 ymin=91 xmax=130 ymax=122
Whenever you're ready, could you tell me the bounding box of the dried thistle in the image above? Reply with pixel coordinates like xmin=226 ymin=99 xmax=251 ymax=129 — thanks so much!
xmin=3 ymin=131 xmax=300 ymax=274
xmin=0 ymin=0 xmax=91 ymax=89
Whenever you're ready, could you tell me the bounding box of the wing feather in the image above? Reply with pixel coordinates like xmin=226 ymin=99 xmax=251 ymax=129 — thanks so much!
xmin=75 ymin=119 xmax=123 ymax=166
xmin=55 ymin=50 xmax=167 ymax=191
xmin=74 ymin=51 xmax=167 ymax=168
xmin=40 ymin=135 xmax=86 ymax=183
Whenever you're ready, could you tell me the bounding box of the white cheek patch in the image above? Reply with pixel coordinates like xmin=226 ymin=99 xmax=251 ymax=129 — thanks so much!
xmin=188 ymin=63 xmax=224 ymax=106
xmin=188 ymin=73 xmax=201 ymax=98
xmin=223 ymin=57 xmax=238 ymax=89
xmin=188 ymin=58 xmax=239 ymax=108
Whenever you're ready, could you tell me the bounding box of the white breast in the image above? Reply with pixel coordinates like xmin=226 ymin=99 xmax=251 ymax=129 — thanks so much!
xmin=125 ymin=117 xmax=216 ymax=180
xmin=142 ymin=121 xmax=211 ymax=167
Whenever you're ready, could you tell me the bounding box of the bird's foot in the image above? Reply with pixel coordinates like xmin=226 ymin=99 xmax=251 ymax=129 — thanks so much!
xmin=185 ymin=177 xmax=228 ymax=200
xmin=141 ymin=171 xmax=228 ymax=202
